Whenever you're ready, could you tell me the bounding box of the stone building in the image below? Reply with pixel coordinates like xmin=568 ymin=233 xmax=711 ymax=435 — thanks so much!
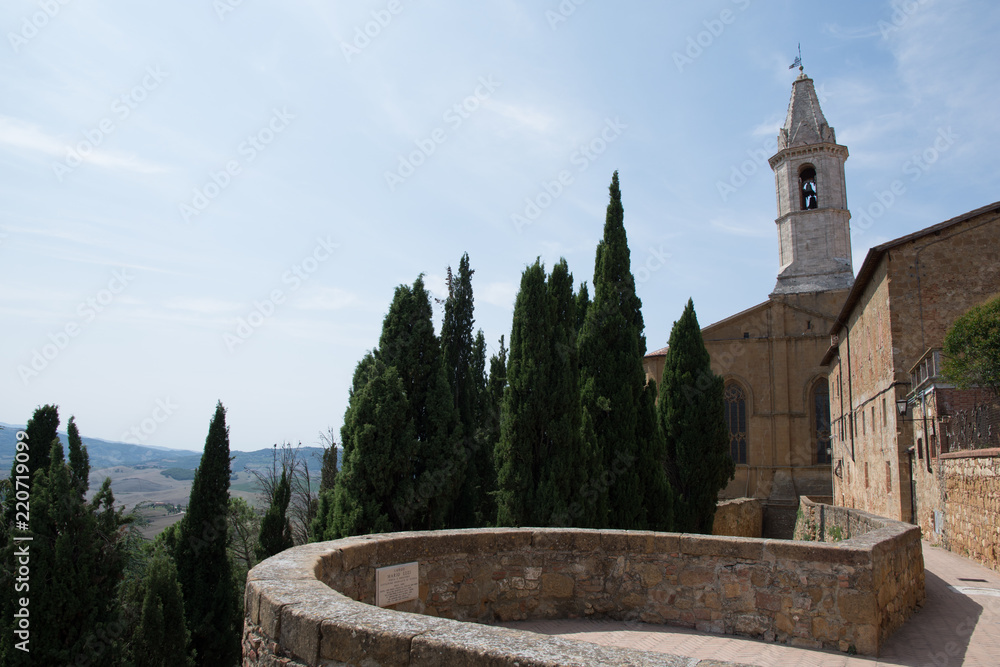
xmin=821 ymin=201 xmax=1000 ymax=525
xmin=645 ymin=72 xmax=854 ymax=536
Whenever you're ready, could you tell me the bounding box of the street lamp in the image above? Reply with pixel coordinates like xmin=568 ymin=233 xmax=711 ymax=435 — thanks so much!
xmin=896 ymin=399 xmax=909 ymax=417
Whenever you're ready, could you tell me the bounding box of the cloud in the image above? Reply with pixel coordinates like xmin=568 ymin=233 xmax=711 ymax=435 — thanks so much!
xmin=293 ymin=287 xmax=358 ymax=311
xmin=163 ymin=297 xmax=243 ymax=314
xmin=709 ymin=217 xmax=769 ymax=238
xmin=480 ymin=281 xmax=517 ymax=310
xmin=0 ymin=115 xmax=166 ymax=175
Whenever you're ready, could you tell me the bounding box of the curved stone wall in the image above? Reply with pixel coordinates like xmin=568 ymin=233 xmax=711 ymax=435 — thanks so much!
xmin=244 ymin=512 xmax=923 ymax=665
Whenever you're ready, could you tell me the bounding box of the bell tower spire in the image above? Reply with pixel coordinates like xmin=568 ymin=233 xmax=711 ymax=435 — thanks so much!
xmin=768 ymin=72 xmax=854 ymax=295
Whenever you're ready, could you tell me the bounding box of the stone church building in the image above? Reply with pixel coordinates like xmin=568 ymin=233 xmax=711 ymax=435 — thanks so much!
xmin=646 ymin=72 xmax=1000 ymax=544
xmin=645 ymin=72 xmax=854 ymax=535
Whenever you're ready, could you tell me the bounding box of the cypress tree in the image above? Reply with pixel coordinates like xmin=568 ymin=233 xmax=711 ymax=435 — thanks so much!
xmin=256 ymin=468 xmax=293 ymax=560
xmin=658 ymin=299 xmax=735 ymax=533
xmin=21 ymin=403 xmax=59 ymax=486
xmin=495 ymin=261 xmax=549 ymax=526
xmin=378 ymin=276 xmax=461 ymax=530
xmin=328 ymin=360 xmax=417 ymax=537
xmin=67 ymin=415 xmax=90 ymax=495
xmin=637 ymin=379 xmax=673 ymax=531
xmin=123 ymin=547 xmax=195 ymax=667
xmin=174 ymin=401 xmax=240 ymax=667
xmin=539 ymin=259 xmax=590 ymax=527
xmin=495 ymin=259 xmax=588 ymax=526
xmin=578 ymin=171 xmax=647 ymax=529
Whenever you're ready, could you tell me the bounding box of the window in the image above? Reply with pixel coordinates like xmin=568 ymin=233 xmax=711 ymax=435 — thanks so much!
xmin=865 ymin=462 xmax=870 ymax=488
xmin=917 ymin=437 xmax=923 ymax=460
xmin=724 ymin=383 xmax=748 ymax=464
xmin=800 ymin=166 xmax=818 ymax=210
xmin=885 ymin=461 xmax=892 ymax=494
xmin=882 ymin=397 xmax=887 ymax=426
xmin=871 ymin=406 xmax=876 ymax=434
xmin=813 ymin=380 xmax=831 ymax=464
xmin=861 ymin=410 xmax=865 ymax=435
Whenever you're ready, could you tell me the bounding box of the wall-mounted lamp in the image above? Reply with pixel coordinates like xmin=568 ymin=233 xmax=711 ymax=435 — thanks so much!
xmin=896 ymin=399 xmax=909 ymax=417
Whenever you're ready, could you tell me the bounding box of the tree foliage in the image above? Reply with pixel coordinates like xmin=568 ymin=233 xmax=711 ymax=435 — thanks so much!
xmin=495 ymin=259 xmax=591 ymax=527
xmin=658 ymin=299 xmax=734 ymax=533
xmin=121 ymin=546 xmax=195 ymax=667
xmin=256 ymin=468 xmax=293 ymax=561
xmin=577 ymin=171 xmax=653 ymax=529
xmin=174 ymin=401 xmax=240 ymax=667
xmin=943 ymin=294 xmax=1000 ymax=394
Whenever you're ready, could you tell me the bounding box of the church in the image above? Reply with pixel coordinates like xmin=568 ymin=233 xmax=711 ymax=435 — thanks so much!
xmin=646 ymin=70 xmax=1000 ymax=542
xmin=646 ymin=71 xmax=858 ymax=537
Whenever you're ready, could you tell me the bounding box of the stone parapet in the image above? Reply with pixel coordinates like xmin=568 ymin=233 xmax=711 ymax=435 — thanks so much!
xmin=793 ymin=497 xmax=925 ymax=646
xmin=245 ymin=519 xmax=924 ymax=665
xmin=712 ymin=498 xmax=763 ymax=538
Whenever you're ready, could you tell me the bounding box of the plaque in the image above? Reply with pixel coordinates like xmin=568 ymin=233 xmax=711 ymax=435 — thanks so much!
xmin=376 ymin=561 xmax=419 ymax=607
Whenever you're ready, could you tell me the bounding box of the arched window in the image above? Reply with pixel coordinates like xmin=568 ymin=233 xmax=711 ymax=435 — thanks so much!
xmin=724 ymin=383 xmax=748 ymax=464
xmin=800 ymin=166 xmax=818 ymax=210
xmin=813 ymin=379 xmax=832 ymax=464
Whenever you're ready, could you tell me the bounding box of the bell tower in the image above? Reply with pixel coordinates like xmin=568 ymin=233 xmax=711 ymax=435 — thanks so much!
xmin=768 ymin=72 xmax=854 ymax=295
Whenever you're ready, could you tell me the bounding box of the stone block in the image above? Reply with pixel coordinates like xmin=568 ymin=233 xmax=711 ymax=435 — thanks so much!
xmin=540 ymin=573 xmax=574 ymax=598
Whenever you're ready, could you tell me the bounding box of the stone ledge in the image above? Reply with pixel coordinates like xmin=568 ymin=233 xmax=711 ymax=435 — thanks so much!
xmin=939 ymin=447 xmax=1000 ymax=460
xmin=245 ymin=516 xmax=924 ymax=665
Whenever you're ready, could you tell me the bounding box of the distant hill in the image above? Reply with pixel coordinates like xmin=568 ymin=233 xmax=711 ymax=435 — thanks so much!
xmin=0 ymin=423 xmax=331 ymax=478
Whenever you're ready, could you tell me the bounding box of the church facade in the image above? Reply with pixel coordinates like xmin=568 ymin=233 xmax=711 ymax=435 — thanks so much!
xmin=645 ymin=73 xmax=855 ymax=535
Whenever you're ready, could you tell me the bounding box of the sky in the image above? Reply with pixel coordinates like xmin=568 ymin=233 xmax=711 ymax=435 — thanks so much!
xmin=2 ymin=0 xmax=998 ymax=453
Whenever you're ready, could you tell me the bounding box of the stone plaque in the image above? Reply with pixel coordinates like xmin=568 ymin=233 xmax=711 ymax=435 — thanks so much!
xmin=376 ymin=561 xmax=419 ymax=607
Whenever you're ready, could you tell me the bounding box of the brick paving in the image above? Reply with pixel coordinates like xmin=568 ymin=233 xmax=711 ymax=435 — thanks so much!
xmin=501 ymin=542 xmax=1000 ymax=666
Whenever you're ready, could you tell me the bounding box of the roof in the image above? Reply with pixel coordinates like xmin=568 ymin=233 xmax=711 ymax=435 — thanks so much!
xmin=645 ymin=346 xmax=669 ymax=358
xmin=821 ymin=199 xmax=1000 ymax=365
xmin=777 ymin=73 xmax=836 ymax=149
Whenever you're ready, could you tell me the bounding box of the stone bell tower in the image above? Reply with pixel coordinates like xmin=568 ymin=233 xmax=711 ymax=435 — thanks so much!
xmin=768 ymin=72 xmax=854 ymax=295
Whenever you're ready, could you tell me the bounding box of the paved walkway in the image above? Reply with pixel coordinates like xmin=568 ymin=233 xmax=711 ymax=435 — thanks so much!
xmin=502 ymin=543 xmax=1000 ymax=666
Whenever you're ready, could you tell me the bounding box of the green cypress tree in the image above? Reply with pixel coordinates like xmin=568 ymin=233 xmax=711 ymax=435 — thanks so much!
xmin=123 ymin=547 xmax=195 ymax=667
xmin=539 ymin=259 xmax=590 ymax=527
xmin=174 ymin=401 xmax=240 ymax=667
xmin=21 ymin=403 xmax=59 ymax=486
xmin=637 ymin=379 xmax=673 ymax=531
xmin=658 ymin=299 xmax=735 ymax=533
xmin=578 ymin=171 xmax=647 ymax=529
xmin=495 ymin=260 xmax=549 ymax=526
xmin=1 ymin=408 xmax=130 ymax=666
xmin=256 ymin=468 xmax=293 ymax=560
xmin=67 ymin=415 xmax=90 ymax=496
xmin=378 ymin=276 xmax=462 ymax=530
xmin=329 ymin=360 xmax=417 ymax=537
xmin=441 ymin=253 xmax=477 ymax=434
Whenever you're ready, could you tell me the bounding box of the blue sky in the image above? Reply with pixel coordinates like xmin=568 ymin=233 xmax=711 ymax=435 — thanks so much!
xmin=2 ymin=0 xmax=998 ymax=453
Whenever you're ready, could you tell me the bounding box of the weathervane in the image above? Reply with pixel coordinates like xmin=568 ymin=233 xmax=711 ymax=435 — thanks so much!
xmin=789 ymin=43 xmax=803 ymax=72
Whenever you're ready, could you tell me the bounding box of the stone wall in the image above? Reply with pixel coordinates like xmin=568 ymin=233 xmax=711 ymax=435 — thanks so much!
xmin=712 ymin=498 xmax=763 ymax=538
xmin=793 ymin=497 xmax=925 ymax=646
xmin=245 ymin=520 xmax=924 ymax=665
xmin=939 ymin=449 xmax=1000 ymax=573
